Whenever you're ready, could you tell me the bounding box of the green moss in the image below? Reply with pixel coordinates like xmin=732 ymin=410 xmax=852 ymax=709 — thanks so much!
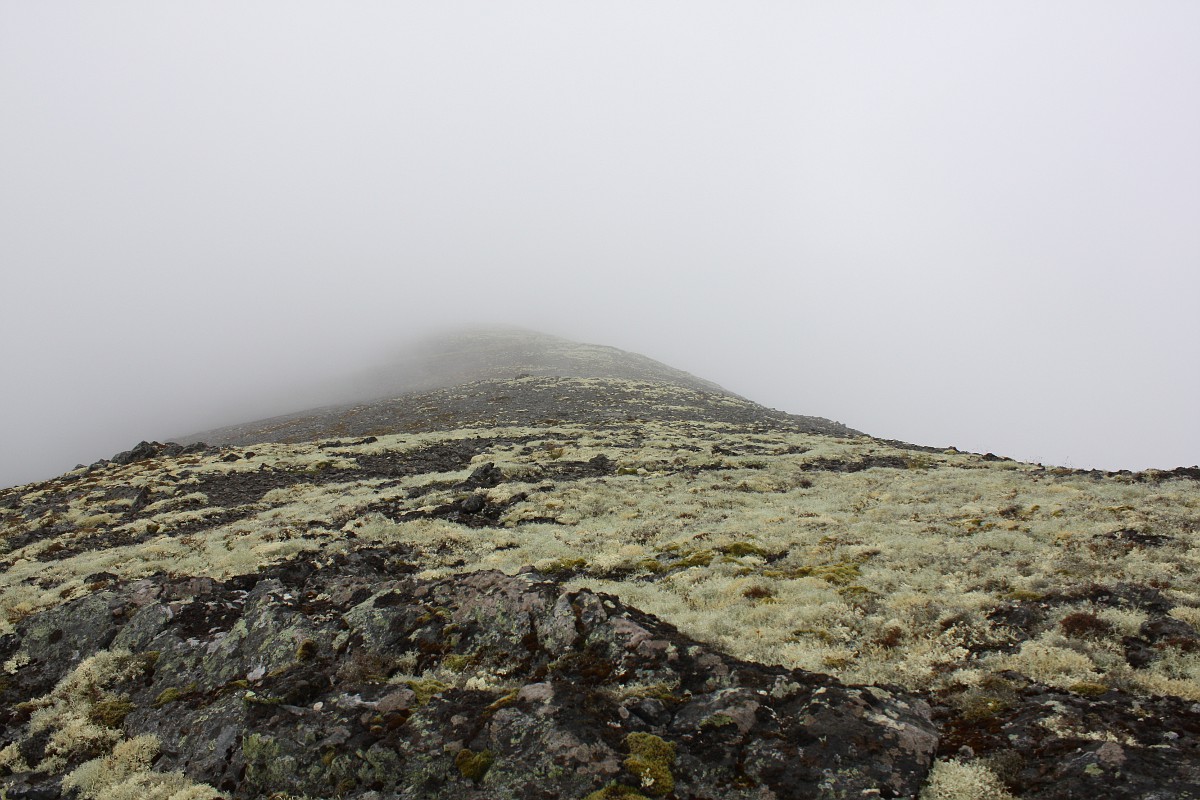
xmin=956 ymin=692 xmax=1011 ymax=721
xmin=88 ymin=696 xmax=135 ymax=728
xmin=952 ymin=677 xmax=1020 ymax=721
xmin=837 ymin=585 xmax=877 ymax=603
xmin=624 ymin=732 xmax=676 ymax=797
xmin=583 ymin=784 xmax=650 ymax=800
xmin=540 ymin=558 xmax=588 ymax=577
xmin=673 ymin=550 xmax=714 ymax=569
xmin=905 ymin=454 xmax=936 ymax=470
xmin=700 ymin=712 xmax=734 ymax=729
xmin=243 ymin=690 xmax=283 ymax=706
xmin=764 ymin=559 xmax=863 ymax=585
xmin=152 ymin=683 xmax=197 ymax=708
xmin=637 ymin=558 xmax=665 ymax=574
xmin=406 ymin=678 xmax=450 ymax=705
xmin=622 ymin=683 xmax=682 ymax=704
xmin=817 ymin=561 xmax=863 ymax=586
xmin=718 ymin=542 xmax=769 ymax=558
xmin=455 ymin=748 xmax=495 ymax=782
xmin=443 ymin=654 xmax=473 ymax=673
xmin=1003 ymin=589 xmax=1045 ymax=601
xmin=486 ymin=690 xmax=520 ymax=712
xmin=1068 ymin=681 xmax=1109 ymax=697
xmin=790 ymin=627 xmax=836 ymax=643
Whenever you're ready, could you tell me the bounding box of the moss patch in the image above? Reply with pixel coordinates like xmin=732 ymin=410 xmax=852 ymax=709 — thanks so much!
xmin=624 ymin=732 xmax=676 ymax=797
xmin=584 ymin=784 xmax=651 ymax=800
xmin=86 ymin=696 xmax=135 ymax=728
xmin=455 ymin=747 xmax=495 ymax=782
xmin=406 ymin=678 xmax=450 ymax=705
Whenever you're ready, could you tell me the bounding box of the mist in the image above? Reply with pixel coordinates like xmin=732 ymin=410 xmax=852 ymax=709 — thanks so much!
xmin=3 ymin=2 xmax=1198 ymax=489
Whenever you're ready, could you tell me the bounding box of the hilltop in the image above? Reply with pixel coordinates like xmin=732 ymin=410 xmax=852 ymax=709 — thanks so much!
xmin=179 ymin=328 xmax=858 ymax=446
xmin=1 ymin=331 xmax=1197 ymax=799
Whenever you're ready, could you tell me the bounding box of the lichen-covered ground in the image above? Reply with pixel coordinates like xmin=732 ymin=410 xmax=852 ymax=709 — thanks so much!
xmin=2 ymin=375 xmax=1199 ymax=798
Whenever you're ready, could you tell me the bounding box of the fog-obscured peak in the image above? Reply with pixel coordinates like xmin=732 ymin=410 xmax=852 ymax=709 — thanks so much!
xmin=330 ymin=326 xmax=736 ymax=403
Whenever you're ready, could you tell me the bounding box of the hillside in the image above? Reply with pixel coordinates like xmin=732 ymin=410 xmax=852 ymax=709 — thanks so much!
xmin=1 ymin=331 xmax=1198 ymax=799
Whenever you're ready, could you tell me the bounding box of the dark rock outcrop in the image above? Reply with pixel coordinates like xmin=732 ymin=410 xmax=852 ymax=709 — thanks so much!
xmin=109 ymin=440 xmax=208 ymax=466
xmin=1 ymin=547 xmax=939 ymax=799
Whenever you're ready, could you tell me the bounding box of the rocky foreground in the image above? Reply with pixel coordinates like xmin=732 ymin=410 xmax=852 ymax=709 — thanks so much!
xmin=2 ymin=546 xmax=941 ymax=799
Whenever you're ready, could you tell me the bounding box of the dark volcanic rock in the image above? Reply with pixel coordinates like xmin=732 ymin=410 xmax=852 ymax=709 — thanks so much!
xmin=1 ymin=548 xmax=939 ymax=799
xmin=110 ymin=440 xmax=207 ymax=466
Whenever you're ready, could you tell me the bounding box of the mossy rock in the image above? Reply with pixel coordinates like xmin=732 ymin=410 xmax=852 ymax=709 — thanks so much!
xmin=455 ymin=748 xmax=495 ymax=782
xmin=153 ymin=683 xmax=197 ymax=708
xmin=700 ymin=712 xmax=735 ymax=729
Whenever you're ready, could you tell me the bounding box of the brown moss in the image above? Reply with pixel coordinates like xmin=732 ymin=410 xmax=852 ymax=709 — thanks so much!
xmin=742 ymin=585 xmax=774 ymax=601
xmin=485 ymin=690 xmax=520 ymax=713
xmin=1060 ymin=611 xmax=1113 ymax=639
xmin=295 ymin=639 xmax=318 ymax=662
xmin=874 ymin=626 xmax=905 ymax=649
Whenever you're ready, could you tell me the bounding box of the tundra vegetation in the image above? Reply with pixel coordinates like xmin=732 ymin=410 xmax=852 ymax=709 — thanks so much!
xmin=0 ymin=372 xmax=1198 ymax=798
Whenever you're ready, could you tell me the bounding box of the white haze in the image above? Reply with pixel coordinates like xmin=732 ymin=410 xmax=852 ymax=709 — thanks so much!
xmin=2 ymin=2 xmax=1198 ymax=489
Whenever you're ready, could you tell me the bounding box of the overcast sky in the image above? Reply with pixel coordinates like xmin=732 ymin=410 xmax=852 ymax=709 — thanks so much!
xmin=2 ymin=2 xmax=1198 ymax=488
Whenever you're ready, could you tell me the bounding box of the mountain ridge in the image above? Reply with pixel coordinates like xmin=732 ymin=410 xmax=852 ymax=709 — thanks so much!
xmin=1 ymin=330 xmax=1198 ymax=799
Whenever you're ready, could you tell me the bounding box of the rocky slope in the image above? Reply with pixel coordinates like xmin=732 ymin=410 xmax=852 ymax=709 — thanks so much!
xmin=1 ymin=331 xmax=1198 ymax=799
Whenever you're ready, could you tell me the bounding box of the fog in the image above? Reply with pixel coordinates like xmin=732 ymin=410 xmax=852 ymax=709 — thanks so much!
xmin=3 ymin=2 xmax=1198 ymax=489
